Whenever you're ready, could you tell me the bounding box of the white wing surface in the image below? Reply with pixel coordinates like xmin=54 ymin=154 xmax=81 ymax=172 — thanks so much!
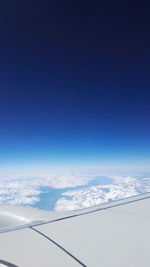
xmin=0 ymin=193 xmax=150 ymax=266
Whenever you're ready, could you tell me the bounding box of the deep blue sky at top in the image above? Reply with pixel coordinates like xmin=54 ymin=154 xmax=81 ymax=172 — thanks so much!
xmin=0 ymin=0 xmax=150 ymax=170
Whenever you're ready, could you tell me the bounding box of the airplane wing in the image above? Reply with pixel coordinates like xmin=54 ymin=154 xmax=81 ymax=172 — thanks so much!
xmin=0 ymin=192 xmax=150 ymax=267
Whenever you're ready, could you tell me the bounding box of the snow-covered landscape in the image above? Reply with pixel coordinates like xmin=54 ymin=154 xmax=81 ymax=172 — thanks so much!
xmin=0 ymin=171 xmax=150 ymax=211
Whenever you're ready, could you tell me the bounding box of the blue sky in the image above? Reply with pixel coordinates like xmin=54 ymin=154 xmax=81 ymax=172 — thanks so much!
xmin=0 ymin=1 xmax=150 ymax=176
